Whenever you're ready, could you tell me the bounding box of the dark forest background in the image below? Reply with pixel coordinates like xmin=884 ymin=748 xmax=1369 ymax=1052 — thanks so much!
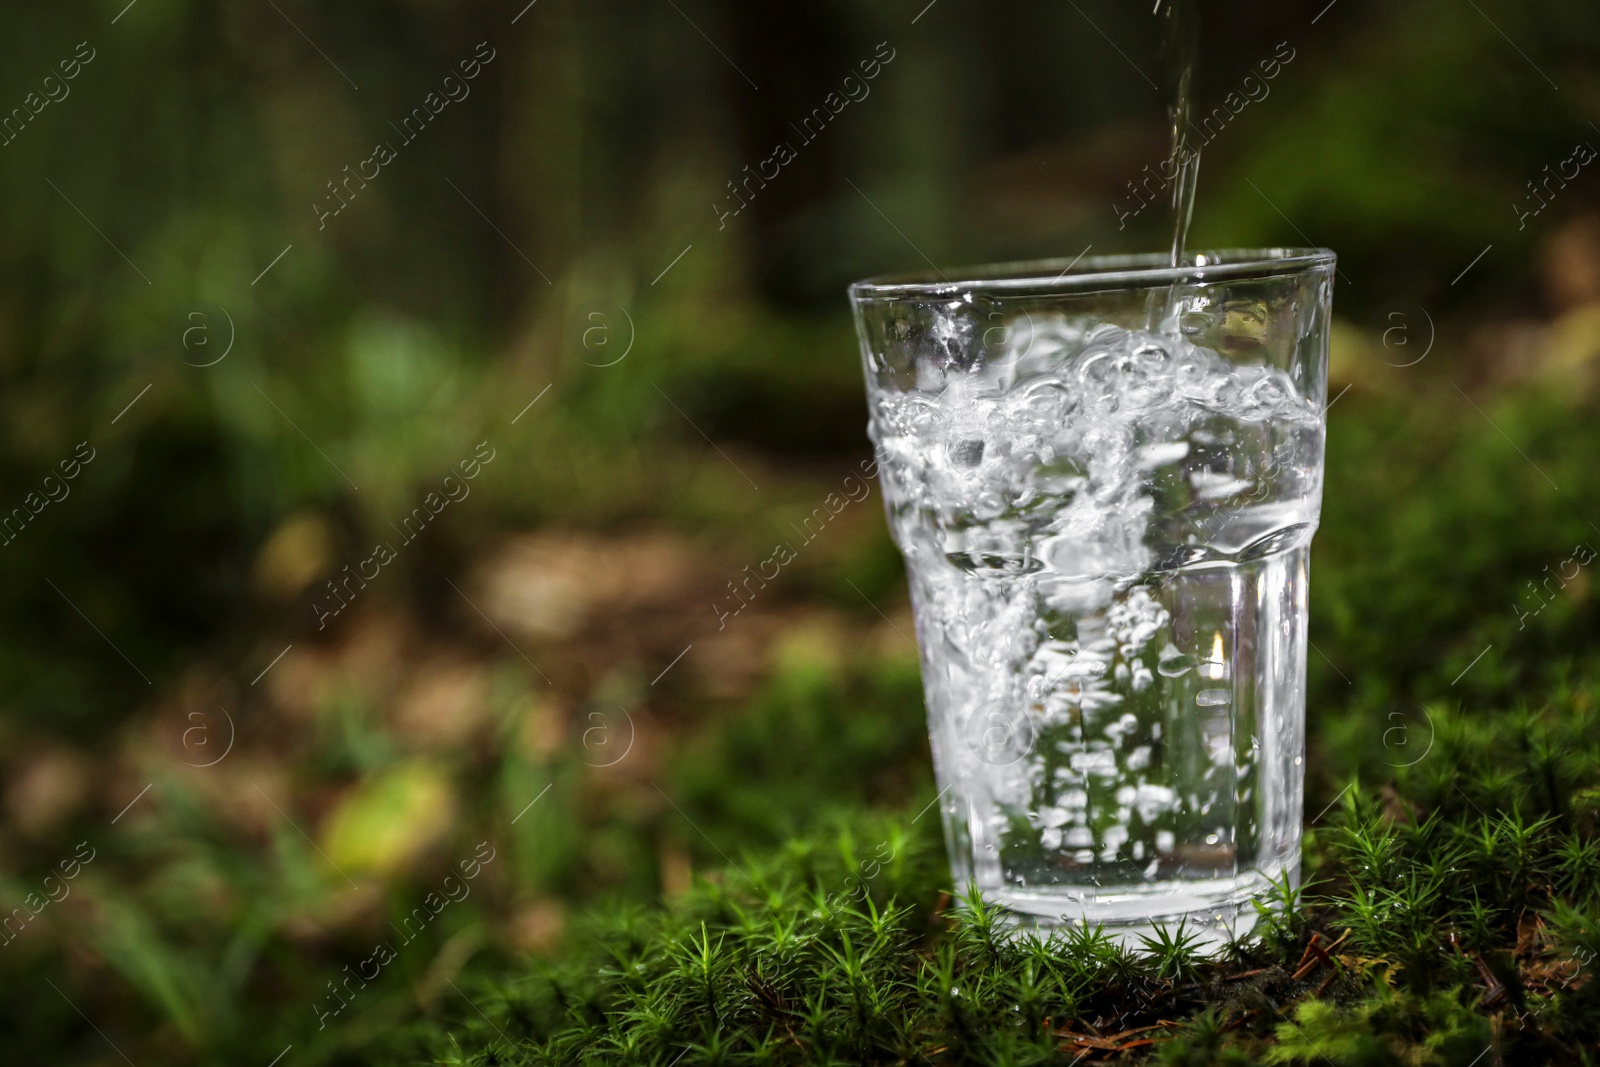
xmin=2 ymin=0 xmax=1599 ymax=1061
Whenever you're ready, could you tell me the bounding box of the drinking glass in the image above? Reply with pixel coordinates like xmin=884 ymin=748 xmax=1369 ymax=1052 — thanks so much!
xmin=850 ymin=249 xmax=1335 ymax=943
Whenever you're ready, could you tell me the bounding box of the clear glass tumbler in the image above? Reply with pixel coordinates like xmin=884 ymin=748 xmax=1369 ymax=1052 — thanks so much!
xmin=850 ymin=250 xmax=1335 ymax=943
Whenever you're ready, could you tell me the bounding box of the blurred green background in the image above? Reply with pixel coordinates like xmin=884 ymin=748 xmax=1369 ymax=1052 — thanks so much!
xmin=2 ymin=0 xmax=1599 ymax=1062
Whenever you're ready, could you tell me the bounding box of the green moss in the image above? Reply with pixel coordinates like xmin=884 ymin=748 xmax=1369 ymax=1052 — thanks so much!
xmin=389 ymin=679 xmax=1600 ymax=1065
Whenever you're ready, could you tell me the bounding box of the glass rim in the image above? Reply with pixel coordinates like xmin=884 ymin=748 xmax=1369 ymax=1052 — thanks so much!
xmin=848 ymin=247 xmax=1336 ymax=299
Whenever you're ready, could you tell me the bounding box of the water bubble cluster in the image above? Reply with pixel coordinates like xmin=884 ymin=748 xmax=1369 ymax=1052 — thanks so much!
xmin=866 ymin=317 xmax=1323 ymax=913
xmin=872 ymin=323 xmax=1320 ymax=583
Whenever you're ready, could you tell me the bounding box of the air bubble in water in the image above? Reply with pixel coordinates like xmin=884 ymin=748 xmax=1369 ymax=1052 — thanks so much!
xmin=1157 ymin=644 xmax=1195 ymax=678
xmin=949 ymin=439 xmax=985 ymax=468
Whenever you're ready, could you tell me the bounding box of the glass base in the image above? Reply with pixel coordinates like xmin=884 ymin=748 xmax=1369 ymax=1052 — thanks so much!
xmin=977 ymin=866 xmax=1291 ymax=952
